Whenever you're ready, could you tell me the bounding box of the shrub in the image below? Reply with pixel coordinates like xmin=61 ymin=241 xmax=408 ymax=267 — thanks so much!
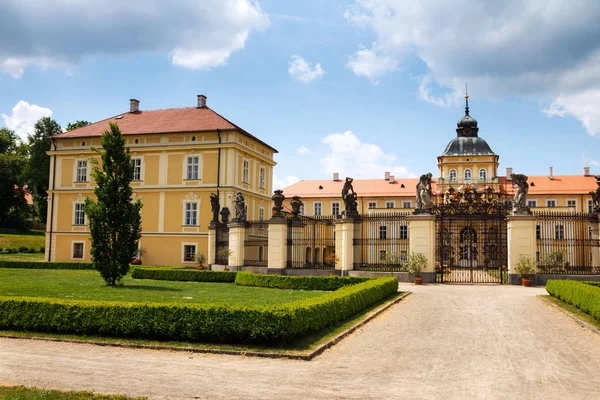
xmin=0 ymin=261 xmax=94 ymax=270
xmin=514 ymin=255 xmax=537 ymax=277
xmin=234 ymin=272 xmax=370 ymax=291
xmin=131 ymin=267 xmax=236 ymax=283
xmin=0 ymin=277 xmax=398 ymax=345
xmin=18 ymin=246 xmax=29 ymax=253
xmin=27 ymin=247 xmax=37 ymax=253
xmin=546 ymin=280 xmax=600 ymax=321
xmin=39 ymin=246 xmax=45 ymax=253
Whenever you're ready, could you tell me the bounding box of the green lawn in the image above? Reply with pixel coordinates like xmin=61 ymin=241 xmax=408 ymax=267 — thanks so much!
xmin=0 ymin=269 xmax=325 ymax=305
xmin=0 ymin=231 xmax=45 ymax=249
xmin=0 ymin=252 xmax=45 ymax=262
xmin=0 ymin=386 xmax=146 ymax=400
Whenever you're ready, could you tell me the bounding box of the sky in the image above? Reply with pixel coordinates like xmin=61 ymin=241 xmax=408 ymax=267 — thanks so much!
xmin=1 ymin=0 xmax=600 ymax=189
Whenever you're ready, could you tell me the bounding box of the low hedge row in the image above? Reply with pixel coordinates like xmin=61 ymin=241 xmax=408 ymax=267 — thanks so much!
xmin=0 ymin=277 xmax=398 ymax=345
xmin=546 ymin=280 xmax=600 ymax=320
xmin=0 ymin=246 xmax=44 ymax=254
xmin=131 ymin=267 xmax=236 ymax=283
xmin=234 ymin=272 xmax=370 ymax=291
xmin=0 ymin=261 xmax=94 ymax=270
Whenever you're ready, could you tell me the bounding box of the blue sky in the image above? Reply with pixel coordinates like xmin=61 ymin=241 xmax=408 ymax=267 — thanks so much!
xmin=1 ymin=0 xmax=599 ymax=189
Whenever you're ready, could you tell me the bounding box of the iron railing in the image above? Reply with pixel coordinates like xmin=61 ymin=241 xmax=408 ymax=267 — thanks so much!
xmin=243 ymin=220 xmax=268 ymax=267
xmin=287 ymin=215 xmax=336 ymax=269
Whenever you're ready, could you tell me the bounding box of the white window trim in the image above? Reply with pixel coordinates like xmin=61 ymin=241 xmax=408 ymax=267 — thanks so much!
xmin=259 ymin=166 xmax=266 ymax=189
xmin=464 ymin=168 xmax=472 ymax=182
xmin=74 ymin=159 xmax=89 ymax=183
xmin=71 ymin=240 xmax=85 ymax=260
xmin=385 ymin=201 xmax=395 ymax=209
xmin=402 ymin=201 xmax=412 ymax=209
xmin=181 ymin=242 xmax=198 ymax=264
xmin=588 ymin=199 xmax=594 ymax=213
xmin=242 ymin=158 xmax=250 ymax=184
xmin=131 ymin=156 xmax=144 ymax=182
xmin=546 ymin=199 xmax=557 ymax=208
xmin=183 ymin=201 xmax=200 ymax=226
xmin=73 ymin=202 xmax=86 ymax=226
xmin=566 ymin=198 xmax=577 ymax=211
xmin=185 ymin=155 xmax=202 ymax=181
xmin=368 ymin=201 xmax=377 ymax=209
xmin=258 ymin=207 xmax=265 ymax=222
xmin=313 ymin=202 xmax=323 ymax=216
xmin=331 ymin=202 xmax=341 ymax=216
xmin=449 ymin=169 xmax=457 ymax=182
xmin=399 ymin=225 xmax=409 ymax=240
xmin=528 ymin=199 xmax=538 ymax=208
xmin=479 ymin=168 xmax=487 ymax=182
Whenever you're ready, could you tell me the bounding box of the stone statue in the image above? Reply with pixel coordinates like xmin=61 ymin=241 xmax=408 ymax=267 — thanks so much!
xmin=590 ymin=175 xmax=600 ymax=213
xmin=210 ymin=193 xmax=220 ymax=224
xmin=233 ymin=192 xmax=247 ymax=223
xmin=511 ymin=173 xmax=531 ymax=215
xmin=342 ymin=177 xmax=359 ymax=218
xmin=290 ymin=195 xmax=303 ymax=222
xmin=415 ymin=173 xmax=433 ymax=213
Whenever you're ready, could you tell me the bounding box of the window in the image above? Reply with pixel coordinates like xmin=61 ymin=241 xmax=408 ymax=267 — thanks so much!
xmin=528 ymin=200 xmax=537 ymax=208
xmin=479 ymin=169 xmax=487 ymax=182
xmin=449 ymin=169 xmax=457 ymax=182
xmin=314 ymin=202 xmax=322 ymax=216
xmin=299 ymin=204 xmax=305 ymax=215
xmin=402 ymin=201 xmax=412 ymax=209
xmin=259 ymin=167 xmax=265 ymax=189
xmin=547 ymin=199 xmax=556 ymax=208
xmin=536 ymin=225 xmax=541 ymax=240
xmin=567 ymin=199 xmax=576 ymax=209
xmin=258 ymin=208 xmax=265 ymax=222
xmin=331 ymin=202 xmax=340 ymax=216
xmin=76 ymin=160 xmax=87 ymax=182
xmin=589 ymin=199 xmax=594 ymax=213
xmin=555 ymin=224 xmax=564 ymax=240
xmin=368 ymin=201 xmax=377 ymax=209
xmin=72 ymin=242 xmax=84 ymax=259
xmin=379 ymin=225 xmax=387 ymax=240
xmin=187 ymin=156 xmax=199 ymax=180
xmin=74 ymin=203 xmax=85 ymax=225
xmin=385 ymin=201 xmax=395 ymax=209
xmin=399 ymin=225 xmax=408 ymax=240
xmin=242 ymin=159 xmax=249 ymax=183
xmin=400 ymin=250 xmax=408 ymax=262
xmin=132 ymin=158 xmax=142 ymax=181
xmin=183 ymin=245 xmax=196 ymax=262
xmin=184 ymin=202 xmax=198 ymax=226
xmin=464 ymin=169 xmax=472 ymax=182
xmin=258 ymin=246 xmax=264 ymax=262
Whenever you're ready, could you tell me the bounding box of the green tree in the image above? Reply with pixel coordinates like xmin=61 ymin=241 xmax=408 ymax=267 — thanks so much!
xmin=22 ymin=117 xmax=61 ymax=223
xmin=0 ymin=128 xmax=28 ymax=229
xmin=66 ymin=120 xmax=91 ymax=131
xmin=85 ymin=123 xmax=142 ymax=285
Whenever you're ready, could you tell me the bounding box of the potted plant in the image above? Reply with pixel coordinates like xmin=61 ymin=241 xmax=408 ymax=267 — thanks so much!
xmin=405 ymin=253 xmax=428 ymax=285
xmin=216 ymin=248 xmax=233 ymax=271
xmin=195 ymin=252 xmax=206 ymax=270
xmin=542 ymin=250 xmax=565 ymax=274
xmin=514 ymin=255 xmax=537 ymax=287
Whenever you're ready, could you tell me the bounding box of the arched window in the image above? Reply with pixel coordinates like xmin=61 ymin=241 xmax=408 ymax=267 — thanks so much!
xmin=479 ymin=168 xmax=487 ymax=182
xmin=464 ymin=169 xmax=472 ymax=182
xmin=449 ymin=169 xmax=457 ymax=182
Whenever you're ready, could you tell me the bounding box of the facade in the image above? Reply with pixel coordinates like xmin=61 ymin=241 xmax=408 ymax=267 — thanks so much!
xmin=45 ymin=95 xmax=277 ymax=266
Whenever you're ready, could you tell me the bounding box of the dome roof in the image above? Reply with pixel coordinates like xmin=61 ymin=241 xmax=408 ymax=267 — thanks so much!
xmin=457 ymin=113 xmax=478 ymax=128
xmin=441 ymin=136 xmax=496 ymax=156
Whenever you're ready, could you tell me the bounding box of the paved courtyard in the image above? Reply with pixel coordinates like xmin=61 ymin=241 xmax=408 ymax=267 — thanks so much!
xmin=1 ymin=283 xmax=600 ymax=399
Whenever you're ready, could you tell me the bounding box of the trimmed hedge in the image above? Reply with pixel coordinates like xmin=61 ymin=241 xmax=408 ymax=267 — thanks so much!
xmin=0 ymin=261 xmax=95 ymax=270
xmin=131 ymin=267 xmax=236 ymax=283
xmin=546 ymin=280 xmax=600 ymax=321
xmin=234 ymin=272 xmax=370 ymax=291
xmin=0 ymin=277 xmax=398 ymax=345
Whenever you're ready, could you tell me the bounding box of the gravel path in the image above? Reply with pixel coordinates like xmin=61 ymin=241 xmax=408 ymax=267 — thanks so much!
xmin=2 ymin=284 xmax=600 ymax=399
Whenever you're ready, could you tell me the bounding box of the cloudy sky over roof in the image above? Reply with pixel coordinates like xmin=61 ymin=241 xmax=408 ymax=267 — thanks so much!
xmin=1 ymin=0 xmax=599 ymax=189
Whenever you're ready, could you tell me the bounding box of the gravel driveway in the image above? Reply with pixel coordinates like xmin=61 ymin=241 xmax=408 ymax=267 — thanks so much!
xmin=1 ymin=283 xmax=600 ymax=399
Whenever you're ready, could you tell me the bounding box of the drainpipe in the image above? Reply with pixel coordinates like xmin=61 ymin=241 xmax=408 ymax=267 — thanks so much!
xmin=47 ymin=138 xmax=57 ymax=262
xmin=217 ymin=129 xmax=222 ymax=198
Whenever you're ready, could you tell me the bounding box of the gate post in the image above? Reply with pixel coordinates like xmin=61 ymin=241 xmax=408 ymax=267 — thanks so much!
xmin=207 ymin=224 xmax=216 ymax=265
xmin=507 ymin=215 xmax=536 ymax=284
xmin=591 ymin=213 xmax=600 ymax=268
xmin=335 ymin=218 xmax=356 ymax=275
xmin=407 ymin=214 xmax=437 ymax=283
xmin=227 ymin=222 xmax=246 ymax=269
xmin=267 ymin=218 xmax=288 ymax=272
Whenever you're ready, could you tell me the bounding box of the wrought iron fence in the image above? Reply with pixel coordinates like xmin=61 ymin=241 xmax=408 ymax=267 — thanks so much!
xmin=287 ymin=215 xmax=336 ymax=269
xmin=215 ymin=224 xmax=229 ymax=265
xmin=243 ymin=220 xmax=268 ymax=267
xmin=353 ymin=212 xmax=410 ymax=271
xmin=534 ymin=211 xmax=600 ymax=274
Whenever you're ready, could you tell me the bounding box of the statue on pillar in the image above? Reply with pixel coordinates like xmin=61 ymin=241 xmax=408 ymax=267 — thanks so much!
xmin=414 ymin=173 xmax=433 ymax=214
xmin=342 ymin=177 xmax=359 ymax=218
xmin=590 ymin=176 xmax=600 ymax=213
xmin=220 ymin=207 xmax=230 ymax=225
xmin=511 ymin=173 xmax=531 ymax=215
xmin=209 ymin=193 xmax=220 ymax=225
xmin=271 ymin=189 xmax=285 ymax=219
xmin=290 ymin=196 xmax=303 ymax=221
xmin=233 ymin=192 xmax=247 ymax=223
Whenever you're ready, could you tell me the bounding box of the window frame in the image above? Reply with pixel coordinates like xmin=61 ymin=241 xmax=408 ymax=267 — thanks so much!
xmin=183 ymin=201 xmax=199 ymax=226
xmin=368 ymin=201 xmax=377 ymax=209
xmin=258 ymin=207 xmax=265 ymax=222
xmin=313 ymin=202 xmax=322 ymax=216
xmin=588 ymin=199 xmax=594 ymax=213
xmin=555 ymin=224 xmax=565 ymax=240
xmin=379 ymin=225 xmax=387 ymax=240
xmin=75 ymin=160 xmax=88 ymax=183
xmin=242 ymin=159 xmax=250 ymax=184
xmin=402 ymin=201 xmax=412 ymax=209
xmin=449 ymin=169 xmax=457 ymax=182
xmin=131 ymin=157 xmax=143 ymax=181
xmin=479 ymin=168 xmax=487 ymax=182
xmin=186 ymin=156 xmax=200 ymax=180
xmin=567 ymin=199 xmax=577 ymax=210
xmin=182 ymin=243 xmax=197 ymax=263
xmin=546 ymin=199 xmax=557 ymax=208
xmin=73 ymin=202 xmax=86 ymax=226
xmin=527 ymin=199 xmax=538 ymax=208
xmin=331 ymin=202 xmax=340 ymax=216
xmin=259 ymin=166 xmax=266 ymax=189
xmin=385 ymin=201 xmax=395 ymax=209
xmin=464 ymin=168 xmax=472 ymax=182
xmin=399 ymin=225 xmax=409 ymax=240
xmin=71 ymin=241 xmax=85 ymax=260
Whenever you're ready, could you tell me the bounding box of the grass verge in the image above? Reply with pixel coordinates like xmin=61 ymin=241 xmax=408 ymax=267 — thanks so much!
xmin=0 ymin=253 xmax=45 ymax=262
xmin=0 ymin=292 xmax=408 ymax=360
xmin=539 ymin=295 xmax=600 ymax=333
xmin=0 ymin=385 xmax=146 ymax=400
xmin=0 ymin=232 xmax=45 ymax=249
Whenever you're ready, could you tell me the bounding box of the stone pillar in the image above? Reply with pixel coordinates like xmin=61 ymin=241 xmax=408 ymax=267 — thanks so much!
xmin=407 ymin=214 xmax=437 ymax=283
xmin=335 ymin=219 xmax=357 ymax=275
xmin=591 ymin=214 xmax=600 ymax=267
xmin=267 ymin=218 xmax=288 ymax=272
xmin=227 ymin=222 xmax=246 ymax=269
xmin=207 ymin=225 xmax=217 ymax=265
xmin=507 ymin=214 xmax=536 ymax=284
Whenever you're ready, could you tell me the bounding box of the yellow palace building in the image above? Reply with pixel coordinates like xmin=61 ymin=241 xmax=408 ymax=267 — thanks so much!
xmin=45 ymin=95 xmax=277 ymax=266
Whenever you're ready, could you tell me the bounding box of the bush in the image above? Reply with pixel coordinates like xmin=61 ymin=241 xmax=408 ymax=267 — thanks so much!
xmin=131 ymin=267 xmax=236 ymax=283
xmin=0 ymin=277 xmax=398 ymax=345
xmin=0 ymin=261 xmax=94 ymax=270
xmin=18 ymin=246 xmax=29 ymax=253
xmin=39 ymin=246 xmax=45 ymax=253
xmin=234 ymin=272 xmax=371 ymax=291
xmin=546 ymin=280 xmax=600 ymax=321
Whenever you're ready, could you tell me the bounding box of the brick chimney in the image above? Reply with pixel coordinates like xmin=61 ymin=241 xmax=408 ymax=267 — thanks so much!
xmin=197 ymin=95 xmax=207 ymax=108
xmin=384 ymin=171 xmax=391 ymax=180
xmin=389 ymin=175 xmax=395 ymax=184
xmin=549 ymin=166 xmax=554 ymax=180
xmin=129 ymin=99 xmax=140 ymax=113
xmin=506 ymin=167 xmax=513 ymax=180
xmin=333 ymin=172 xmax=339 ymax=181
xmin=584 ymin=167 xmax=590 ymax=176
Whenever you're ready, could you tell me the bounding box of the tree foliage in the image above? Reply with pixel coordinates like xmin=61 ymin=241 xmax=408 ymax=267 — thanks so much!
xmin=22 ymin=117 xmax=61 ymax=223
xmin=0 ymin=128 xmax=28 ymax=229
xmin=85 ymin=123 xmax=142 ymax=285
xmin=66 ymin=120 xmax=91 ymax=131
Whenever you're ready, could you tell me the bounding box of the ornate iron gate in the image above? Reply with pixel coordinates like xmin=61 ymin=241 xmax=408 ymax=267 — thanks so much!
xmin=243 ymin=220 xmax=268 ymax=267
xmin=434 ymin=187 xmax=511 ymax=283
xmin=215 ymin=224 xmax=229 ymax=265
xmin=287 ymin=215 xmax=336 ymax=269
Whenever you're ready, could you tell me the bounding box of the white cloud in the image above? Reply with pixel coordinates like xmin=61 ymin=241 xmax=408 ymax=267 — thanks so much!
xmin=273 ymin=174 xmax=300 ymax=190
xmin=297 ymin=146 xmax=311 ymax=154
xmin=346 ymin=43 xmax=397 ymax=84
xmin=345 ymin=0 xmax=600 ymax=134
xmin=0 ymin=0 xmax=269 ymax=77
xmin=321 ymin=130 xmax=414 ymax=179
xmin=288 ymin=55 xmax=325 ymax=83
xmin=543 ymin=90 xmax=600 ymax=135
xmin=582 ymin=153 xmax=600 ymax=168
xmin=2 ymin=101 xmax=53 ymax=141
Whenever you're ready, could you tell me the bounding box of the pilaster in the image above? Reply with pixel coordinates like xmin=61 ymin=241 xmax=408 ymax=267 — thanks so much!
xmin=227 ymin=222 xmax=246 ymax=268
xmin=335 ymin=218 xmax=357 ymax=274
xmin=407 ymin=214 xmax=437 ymax=273
xmin=207 ymin=225 xmax=217 ymax=265
xmin=507 ymin=214 xmax=536 ymax=283
xmin=267 ymin=218 xmax=288 ymax=269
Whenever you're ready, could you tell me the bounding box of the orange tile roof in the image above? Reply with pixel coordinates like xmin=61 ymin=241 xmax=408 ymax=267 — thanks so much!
xmin=500 ymin=175 xmax=598 ymax=195
xmin=53 ymin=106 xmax=277 ymax=152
